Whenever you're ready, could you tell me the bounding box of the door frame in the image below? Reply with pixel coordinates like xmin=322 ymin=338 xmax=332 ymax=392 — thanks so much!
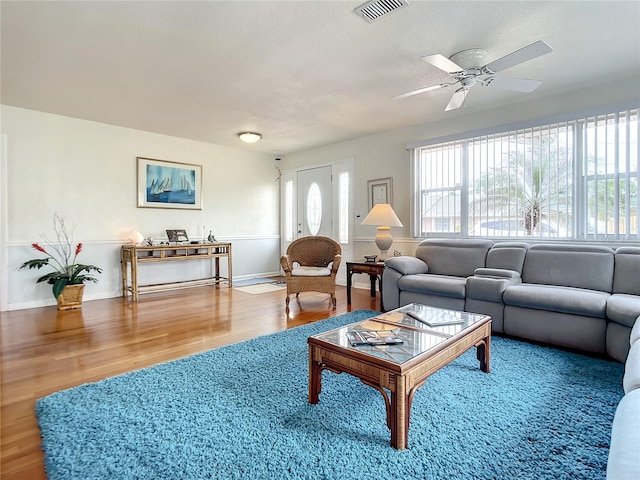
xmin=0 ymin=134 xmax=8 ymax=311
xmin=280 ymin=158 xmax=354 ymax=271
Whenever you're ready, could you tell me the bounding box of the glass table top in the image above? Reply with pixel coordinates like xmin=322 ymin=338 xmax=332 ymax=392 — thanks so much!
xmin=310 ymin=304 xmax=489 ymax=365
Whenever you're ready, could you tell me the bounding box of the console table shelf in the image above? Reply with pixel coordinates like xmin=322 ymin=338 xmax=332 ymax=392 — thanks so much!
xmin=121 ymin=243 xmax=232 ymax=300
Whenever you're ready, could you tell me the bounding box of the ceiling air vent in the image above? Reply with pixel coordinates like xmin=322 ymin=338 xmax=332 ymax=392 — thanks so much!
xmin=354 ymin=0 xmax=408 ymax=23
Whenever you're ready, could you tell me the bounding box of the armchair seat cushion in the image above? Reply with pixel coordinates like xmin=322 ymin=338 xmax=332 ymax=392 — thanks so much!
xmin=398 ymin=274 xmax=466 ymax=299
xmin=292 ymin=265 xmax=332 ymax=276
xmin=503 ymin=284 xmax=609 ymax=318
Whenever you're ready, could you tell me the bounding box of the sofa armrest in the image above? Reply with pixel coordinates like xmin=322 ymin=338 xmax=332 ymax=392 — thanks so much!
xmin=466 ymin=274 xmax=522 ymax=303
xmin=474 ymin=268 xmax=521 ymax=279
xmin=384 ymin=256 xmax=429 ymax=275
xmin=607 ymin=389 xmax=640 ymax=479
xmin=623 ymin=340 xmax=640 ymax=394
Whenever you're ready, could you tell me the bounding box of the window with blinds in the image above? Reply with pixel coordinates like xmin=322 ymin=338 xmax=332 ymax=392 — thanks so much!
xmin=413 ymin=107 xmax=638 ymax=242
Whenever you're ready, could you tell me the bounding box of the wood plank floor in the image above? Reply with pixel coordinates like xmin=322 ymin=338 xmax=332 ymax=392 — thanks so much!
xmin=0 ymin=282 xmax=381 ymax=479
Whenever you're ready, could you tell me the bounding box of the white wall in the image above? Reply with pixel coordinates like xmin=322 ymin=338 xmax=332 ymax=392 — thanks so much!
xmin=2 ymin=77 xmax=638 ymax=308
xmin=282 ymin=77 xmax=640 ymax=263
xmin=1 ymin=106 xmax=281 ymax=310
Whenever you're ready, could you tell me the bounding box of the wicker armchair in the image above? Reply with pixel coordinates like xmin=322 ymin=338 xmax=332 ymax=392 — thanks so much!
xmin=280 ymin=236 xmax=342 ymax=309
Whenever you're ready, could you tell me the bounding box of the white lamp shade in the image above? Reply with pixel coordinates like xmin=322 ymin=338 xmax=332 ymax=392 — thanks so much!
xmin=360 ymin=204 xmax=403 ymax=227
xmin=361 ymin=204 xmax=402 ymax=260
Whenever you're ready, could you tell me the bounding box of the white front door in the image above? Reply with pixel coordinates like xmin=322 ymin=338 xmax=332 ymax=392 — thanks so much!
xmin=296 ymin=166 xmax=333 ymax=238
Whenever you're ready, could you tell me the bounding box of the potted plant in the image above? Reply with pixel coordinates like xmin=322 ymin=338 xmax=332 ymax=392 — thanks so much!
xmin=20 ymin=214 xmax=102 ymax=310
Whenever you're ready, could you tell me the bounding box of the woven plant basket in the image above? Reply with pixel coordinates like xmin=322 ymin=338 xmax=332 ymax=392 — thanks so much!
xmin=56 ymin=284 xmax=85 ymax=310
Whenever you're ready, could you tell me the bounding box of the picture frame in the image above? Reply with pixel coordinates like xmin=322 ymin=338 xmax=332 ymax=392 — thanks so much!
xmin=137 ymin=157 xmax=203 ymax=210
xmin=367 ymin=177 xmax=393 ymax=209
xmin=166 ymin=229 xmax=189 ymax=243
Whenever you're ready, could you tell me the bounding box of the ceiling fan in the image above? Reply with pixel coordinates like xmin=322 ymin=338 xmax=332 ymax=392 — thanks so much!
xmin=394 ymin=40 xmax=553 ymax=111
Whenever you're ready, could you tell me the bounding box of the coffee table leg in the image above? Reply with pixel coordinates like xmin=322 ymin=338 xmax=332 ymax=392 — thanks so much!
xmin=308 ymin=345 xmax=321 ymax=404
xmin=476 ymin=335 xmax=491 ymax=373
xmin=390 ymin=376 xmax=409 ymax=449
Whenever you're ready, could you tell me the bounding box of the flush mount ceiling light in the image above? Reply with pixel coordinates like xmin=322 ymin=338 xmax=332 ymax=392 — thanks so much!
xmin=238 ymin=132 xmax=262 ymax=143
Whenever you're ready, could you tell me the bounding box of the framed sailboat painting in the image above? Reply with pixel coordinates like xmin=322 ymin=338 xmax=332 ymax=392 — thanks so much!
xmin=137 ymin=157 xmax=203 ymax=210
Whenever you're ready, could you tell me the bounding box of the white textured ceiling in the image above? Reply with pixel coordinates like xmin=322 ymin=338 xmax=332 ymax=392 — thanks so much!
xmin=2 ymin=1 xmax=639 ymax=154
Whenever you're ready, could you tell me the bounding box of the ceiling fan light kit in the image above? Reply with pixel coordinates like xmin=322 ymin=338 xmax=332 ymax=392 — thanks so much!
xmin=395 ymin=40 xmax=554 ymax=111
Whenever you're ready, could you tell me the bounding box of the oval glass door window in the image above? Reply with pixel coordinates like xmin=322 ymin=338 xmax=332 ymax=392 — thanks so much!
xmin=306 ymin=182 xmax=322 ymax=235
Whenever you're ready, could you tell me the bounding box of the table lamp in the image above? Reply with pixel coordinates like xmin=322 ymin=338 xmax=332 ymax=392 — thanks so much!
xmin=360 ymin=203 xmax=403 ymax=260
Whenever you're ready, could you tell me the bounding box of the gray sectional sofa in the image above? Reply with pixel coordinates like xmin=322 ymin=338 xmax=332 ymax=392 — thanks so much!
xmin=382 ymin=238 xmax=640 ymax=362
xmin=382 ymin=238 xmax=640 ymax=479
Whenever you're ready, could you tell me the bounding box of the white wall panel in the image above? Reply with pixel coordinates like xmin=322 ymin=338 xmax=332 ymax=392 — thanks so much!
xmin=6 ymin=236 xmax=280 ymax=310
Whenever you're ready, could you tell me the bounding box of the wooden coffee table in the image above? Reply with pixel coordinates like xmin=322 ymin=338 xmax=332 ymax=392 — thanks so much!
xmin=308 ymin=303 xmax=491 ymax=449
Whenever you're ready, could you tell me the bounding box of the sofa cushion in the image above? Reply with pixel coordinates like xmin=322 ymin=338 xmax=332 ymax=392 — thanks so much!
xmin=613 ymin=247 xmax=640 ymax=295
xmin=398 ymin=274 xmax=466 ymax=299
xmin=503 ymin=284 xmax=609 ymax=318
xmin=607 ymin=388 xmax=640 ymax=480
xmin=522 ymin=244 xmax=614 ymax=292
xmin=414 ymin=238 xmax=493 ymax=277
xmin=486 ymin=242 xmax=529 ymax=273
xmin=607 ymin=294 xmax=640 ymax=327
xmin=623 ymin=340 xmax=640 ymax=394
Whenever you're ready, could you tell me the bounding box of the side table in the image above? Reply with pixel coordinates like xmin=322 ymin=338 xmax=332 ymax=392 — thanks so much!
xmin=346 ymin=261 xmax=385 ymax=311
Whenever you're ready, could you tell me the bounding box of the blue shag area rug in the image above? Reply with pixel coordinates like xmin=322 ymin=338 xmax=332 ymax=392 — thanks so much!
xmin=36 ymin=310 xmax=624 ymax=480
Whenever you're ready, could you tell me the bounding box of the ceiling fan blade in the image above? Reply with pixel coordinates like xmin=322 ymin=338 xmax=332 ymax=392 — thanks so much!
xmin=483 ymin=40 xmax=553 ymax=74
xmin=484 ymin=76 xmax=543 ymax=93
xmin=445 ymin=88 xmax=468 ymax=111
xmin=421 ymin=54 xmax=465 ymax=74
xmin=393 ymin=83 xmax=450 ymax=99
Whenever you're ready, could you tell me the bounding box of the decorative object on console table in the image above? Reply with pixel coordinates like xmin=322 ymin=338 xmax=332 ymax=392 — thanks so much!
xmin=127 ymin=230 xmax=144 ymax=246
xmin=137 ymin=157 xmax=203 ymax=210
xmin=360 ymin=203 xmax=403 ymax=260
xmin=166 ymin=229 xmax=189 ymax=243
xmin=20 ymin=213 xmax=102 ymax=310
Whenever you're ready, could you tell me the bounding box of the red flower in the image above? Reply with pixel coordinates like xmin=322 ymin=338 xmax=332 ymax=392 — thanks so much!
xmin=75 ymin=243 xmax=83 ymax=255
xmin=32 ymin=243 xmax=47 ymax=254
